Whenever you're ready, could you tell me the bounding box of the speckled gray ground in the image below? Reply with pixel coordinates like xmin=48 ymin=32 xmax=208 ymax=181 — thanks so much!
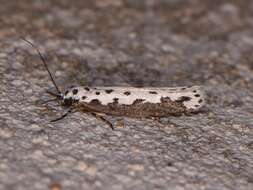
xmin=1 ymin=0 xmax=253 ymax=190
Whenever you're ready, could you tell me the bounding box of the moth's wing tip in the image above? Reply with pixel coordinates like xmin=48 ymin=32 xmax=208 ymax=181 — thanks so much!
xmin=196 ymin=86 xmax=207 ymax=109
xmin=189 ymin=85 xmax=207 ymax=110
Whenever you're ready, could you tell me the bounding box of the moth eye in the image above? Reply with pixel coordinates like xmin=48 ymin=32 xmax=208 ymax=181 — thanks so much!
xmin=178 ymin=96 xmax=191 ymax=102
xmin=64 ymin=98 xmax=73 ymax=106
xmin=72 ymin=89 xmax=78 ymax=95
xmin=105 ymin=89 xmax=114 ymax=94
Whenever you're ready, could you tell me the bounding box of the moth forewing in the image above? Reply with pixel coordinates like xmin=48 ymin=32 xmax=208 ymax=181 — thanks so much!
xmin=63 ymin=85 xmax=206 ymax=117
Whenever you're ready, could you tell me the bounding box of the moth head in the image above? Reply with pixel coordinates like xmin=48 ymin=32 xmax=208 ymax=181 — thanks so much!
xmin=46 ymin=89 xmax=76 ymax=107
xmin=62 ymin=87 xmax=80 ymax=106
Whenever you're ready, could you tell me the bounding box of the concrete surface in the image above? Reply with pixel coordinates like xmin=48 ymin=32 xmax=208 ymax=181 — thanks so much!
xmin=0 ymin=0 xmax=253 ymax=190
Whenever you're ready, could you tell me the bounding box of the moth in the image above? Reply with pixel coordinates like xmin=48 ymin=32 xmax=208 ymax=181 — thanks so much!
xmin=23 ymin=39 xmax=206 ymax=130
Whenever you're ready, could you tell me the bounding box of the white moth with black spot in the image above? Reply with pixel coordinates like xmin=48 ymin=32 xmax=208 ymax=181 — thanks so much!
xmin=23 ymin=39 xmax=206 ymax=129
xmin=64 ymin=86 xmax=205 ymax=111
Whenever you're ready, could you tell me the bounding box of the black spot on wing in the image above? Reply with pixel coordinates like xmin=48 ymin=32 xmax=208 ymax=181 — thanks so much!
xmin=132 ymin=99 xmax=145 ymax=105
xmin=124 ymin=91 xmax=131 ymax=95
xmin=198 ymin=99 xmax=203 ymax=103
xmin=176 ymin=96 xmax=192 ymax=102
xmin=149 ymin=91 xmax=157 ymax=94
xmin=105 ymin=89 xmax=114 ymax=94
xmin=113 ymin=98 xmax=119 ymax=104
xmin=84 ymin=87 xmax=90 ymax=91
xmin=195 ymin=94 xmax=200 ymax=97
xmin=82 ymin=96 xmax=87 ymax=100
xmin=95 ymin=91 xmax=100 ymax=95
xmin=72 ymin=89 xmax=78 ymax=95
xmin=90 ymin=99 xmax=101 ymax=105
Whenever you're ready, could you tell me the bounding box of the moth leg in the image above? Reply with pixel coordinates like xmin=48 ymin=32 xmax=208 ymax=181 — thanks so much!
xmin=89 ymin=112 xmax=114 ymax=130
xmin=50 ymin=108 xmax=73 ymax=122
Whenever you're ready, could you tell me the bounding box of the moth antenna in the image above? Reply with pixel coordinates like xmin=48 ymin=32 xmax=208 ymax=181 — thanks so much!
xmin=21 ymin=37 xmax=61 ymax=95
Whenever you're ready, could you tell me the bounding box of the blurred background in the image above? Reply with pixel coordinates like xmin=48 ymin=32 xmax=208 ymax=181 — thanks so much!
xmin=0 ymin=1 xmax=253 ymax=190
xmin=1 ymin=0 xmax=253 ymax=88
